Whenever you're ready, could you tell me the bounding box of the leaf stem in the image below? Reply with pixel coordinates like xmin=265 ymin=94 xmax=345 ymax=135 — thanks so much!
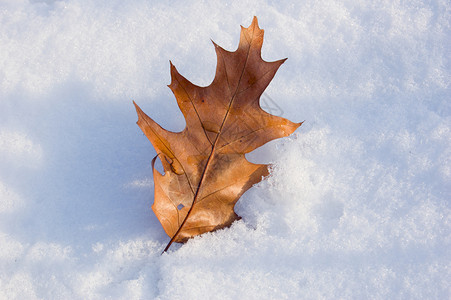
xmin=161 ymin=134 xmax=221 ymax=254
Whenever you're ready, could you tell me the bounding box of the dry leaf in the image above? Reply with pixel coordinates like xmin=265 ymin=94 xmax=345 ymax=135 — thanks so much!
xmin=134 ymin=17 xmax=302 ymax=252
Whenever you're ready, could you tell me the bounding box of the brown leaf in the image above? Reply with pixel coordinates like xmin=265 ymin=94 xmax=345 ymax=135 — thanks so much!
xmin=134 ymin=17 xmax=302 ymax=252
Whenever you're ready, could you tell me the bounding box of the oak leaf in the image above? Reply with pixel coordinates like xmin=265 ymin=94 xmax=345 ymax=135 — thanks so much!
xmin=134 ymin=17 xmax=301 ymax=252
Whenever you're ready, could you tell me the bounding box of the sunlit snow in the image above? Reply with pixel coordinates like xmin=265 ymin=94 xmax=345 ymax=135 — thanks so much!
xmin=1 ymin=0 xmax=450 ymax=299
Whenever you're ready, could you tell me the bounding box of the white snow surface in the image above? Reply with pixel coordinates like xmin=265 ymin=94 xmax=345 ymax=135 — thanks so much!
xmin=1 ymin=0 xmax=450 ymax=299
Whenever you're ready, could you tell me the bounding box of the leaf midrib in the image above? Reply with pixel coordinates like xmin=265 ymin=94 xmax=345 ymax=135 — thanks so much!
xmin=162 ymin=24 xmax=256 ymax=253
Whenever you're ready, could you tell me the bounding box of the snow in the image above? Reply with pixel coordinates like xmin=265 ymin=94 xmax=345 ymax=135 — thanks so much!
xmin=1 ymin=0 xmax=450 ymax=298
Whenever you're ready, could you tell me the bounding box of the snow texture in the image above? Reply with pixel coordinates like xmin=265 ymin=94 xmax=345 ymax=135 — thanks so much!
xmin=1 ymin=0 xmax=450 ymax=299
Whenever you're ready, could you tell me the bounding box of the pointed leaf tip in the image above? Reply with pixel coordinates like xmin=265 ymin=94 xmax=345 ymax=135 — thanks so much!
xmin=133 ymin=101 xmax=141 ymax=114
xmin=251 ymin=16 xmax=259 ymax=27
